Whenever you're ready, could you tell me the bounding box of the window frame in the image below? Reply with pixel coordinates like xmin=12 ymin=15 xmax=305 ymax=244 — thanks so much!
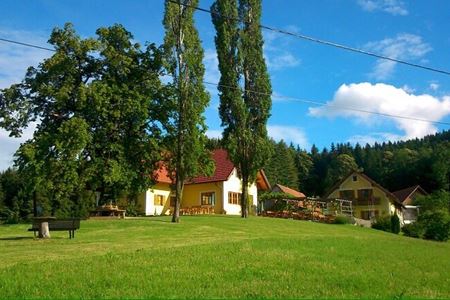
xmin=228 ymin=192 xmax=241 ymax=205
xmin=154 ymin=194 xmax=165 ymax=206
xmin=200 ymin=191 xmax=215 ymax=206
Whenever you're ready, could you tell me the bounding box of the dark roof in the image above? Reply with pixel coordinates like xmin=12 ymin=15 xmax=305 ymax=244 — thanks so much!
xmin=273 ymin=184 xmax=305 ymax=198
xmin=324 ymin=171 xmax=404 ymax=208
xmin=392 ymin=185 xmax=428 ymax=204
xmin=187 ymin=149 xmax=234 ymax=184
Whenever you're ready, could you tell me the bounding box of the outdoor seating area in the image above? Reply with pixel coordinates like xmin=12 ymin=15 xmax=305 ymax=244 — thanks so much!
xmin=179 ymin=205 xmax=215 ymax=215
xmin=90 ymin=204 xmax=126 ymax=218
xmin=260 ymin=198 xmax=352 ymax=224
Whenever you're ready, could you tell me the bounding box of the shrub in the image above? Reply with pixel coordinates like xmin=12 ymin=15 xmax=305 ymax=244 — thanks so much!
xmin=334 ymin=214 xmax=351 ymax=224
xmin=0 ymin=208 xmax=20 ymax=224
xmin=371 ymin=215 xmax=391 ymax=232
xmin=390 ymin=213 xmax=400 ymax=234
xmin=402 ymin=222 xmax=424 ymax=238
xmin=419 ymin=210 xmax=450 ymax=242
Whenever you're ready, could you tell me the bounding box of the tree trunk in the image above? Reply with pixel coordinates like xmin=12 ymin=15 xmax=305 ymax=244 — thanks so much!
xmin=39 ymin=221 xmax=51 ymax=238
xmin=172 ymin=173 xmax=183 ymax=223
xmin=241 ymin=177 xmax=248 ymax=218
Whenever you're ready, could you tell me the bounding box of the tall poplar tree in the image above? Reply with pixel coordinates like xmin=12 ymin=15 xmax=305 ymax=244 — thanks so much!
xmin=162 ymin=0 xmax=213 ymax=223
xmin=212 ymin=0 xmax=272 ymax=218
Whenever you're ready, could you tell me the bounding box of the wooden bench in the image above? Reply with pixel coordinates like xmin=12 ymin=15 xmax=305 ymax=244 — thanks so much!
xmin=28 ymin=219 xmax=80 ymax=239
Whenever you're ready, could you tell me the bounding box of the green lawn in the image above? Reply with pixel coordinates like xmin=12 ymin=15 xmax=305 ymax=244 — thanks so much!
xmin=1 ymin=216 xmax=449 ymax=299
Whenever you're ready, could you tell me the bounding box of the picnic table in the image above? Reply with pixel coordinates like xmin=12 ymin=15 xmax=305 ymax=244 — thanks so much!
xmin=30 ymin=216 xmax=56 ymax=238
xmin=90 ymin=204 xmax=126 ymax=218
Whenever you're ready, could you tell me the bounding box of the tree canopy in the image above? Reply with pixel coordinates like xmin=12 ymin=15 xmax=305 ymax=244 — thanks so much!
xmin=1 ymin=23 xmax=167 ymax=217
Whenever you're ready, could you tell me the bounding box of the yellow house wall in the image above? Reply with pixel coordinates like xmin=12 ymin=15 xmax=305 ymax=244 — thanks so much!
xmin=328 ymin=173 xmax=392 ymax=218
xmin=183 ymin=182 xmax=224 ymax=214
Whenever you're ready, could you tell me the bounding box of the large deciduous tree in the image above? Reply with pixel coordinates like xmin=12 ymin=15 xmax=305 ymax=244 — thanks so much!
xmin=212 ymin=0 xmax=272 ymax=217
xmin=0 ymin=23 xmax=165 ymax=217
xmin=163 ymin=0 xmax=213 ymax=223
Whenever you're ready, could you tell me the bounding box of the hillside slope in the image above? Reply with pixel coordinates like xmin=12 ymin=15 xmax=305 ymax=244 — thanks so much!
xmin=1 ymin=216 xmax=449 ymax=298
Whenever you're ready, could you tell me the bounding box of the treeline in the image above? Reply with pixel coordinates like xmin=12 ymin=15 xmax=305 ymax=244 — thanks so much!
xmin=263 ymin=130 xmax=450 ymax=196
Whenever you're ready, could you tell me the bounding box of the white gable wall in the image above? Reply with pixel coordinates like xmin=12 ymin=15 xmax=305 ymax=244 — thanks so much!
xmin=222 ymin=168 xmax=258 ymax=215
xmin=145 ymin=187 xmax=171 ymax=216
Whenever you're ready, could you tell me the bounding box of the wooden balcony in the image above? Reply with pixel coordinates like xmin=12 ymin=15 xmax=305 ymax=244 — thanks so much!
xmin=352 ymin=197 xmax=381 ymax=206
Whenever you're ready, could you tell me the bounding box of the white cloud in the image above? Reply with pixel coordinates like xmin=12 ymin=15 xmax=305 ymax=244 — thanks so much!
xmin=267 ymin=125 xmax=309 ymax=149
xmin=347 ymin=132 xmax=402 ymax=145
xmin=263 ymin=28 xmax=301 ymax=71
xmin=357 ymin=0 xmax=408 ymax=16
xmin=0 ymin=28 xmax=51 ymax=88
xmin=309 ymin=82 xmax=450 ymax=140
xmin=0 ymin=28 xmax=48 ymax=170
xmin=205 ymin=129 xmax=222 ymax=139
xmin=0 ymin=123 xmax=37 ymax=171
xmin=203 ymin=48 xmax=220 ymax=85
xmin=429 ymin=82 xmax=439 ymax=91
xmin=364 ymin=34 xmax=431 ymax=80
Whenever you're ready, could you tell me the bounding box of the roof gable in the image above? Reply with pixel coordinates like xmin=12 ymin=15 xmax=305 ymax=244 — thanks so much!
xmin=324 ymin=171 xmax=403 ymax=207
xmin=273 ymin=184 xmax=305 ymax=198
xmin=392 ymin=185 xmax=428 ymax=204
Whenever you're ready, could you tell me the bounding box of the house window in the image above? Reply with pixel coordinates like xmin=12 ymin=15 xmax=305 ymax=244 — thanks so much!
xmin=154 ymin=194 xmax=165 ymax=206
xmin=352 ymin=175 xmax=358 ymax=181
xmin=360 ymin=210 xmax=379 ymax=220
xmin=339 ymin=190 xmax=355 ymax=200
xmin=201 ymin=192 xmax=215 ymax=205
xmin=357 ymin=189 xmax=373 ymax=201
xmin=228 ymin=192 xmax=241 ymax=205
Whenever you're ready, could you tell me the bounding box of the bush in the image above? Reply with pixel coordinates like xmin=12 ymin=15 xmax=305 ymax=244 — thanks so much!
xmin=0 ymin=208 xmax=20 ymax=224
xmin=371 ymin=215 xmax=391 ymax=232
xmin=419 ymin=210 xmax=450 ymax=242
xmin=402 ymin=222 xmax=424 ymax=238
xmin=390 ymin=213 xmax=400 ymax=234
xmin=334 ymin=214 xmax=351 ymax=224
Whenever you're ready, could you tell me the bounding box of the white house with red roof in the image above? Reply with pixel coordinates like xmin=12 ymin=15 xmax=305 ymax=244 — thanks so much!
xmin=139 ymin=149 xmax=271 ymax=216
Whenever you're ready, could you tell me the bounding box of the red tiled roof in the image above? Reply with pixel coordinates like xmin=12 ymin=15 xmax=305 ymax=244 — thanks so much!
xmin=188 ymin=149 xmax=235 ymax=184
xmin=154 ymin=149 xmax=235 ymax=185
xmin=392 ymin=185 xmax=427 ymax=204
xmin=153 ymin=162 xmax=172 ymax=184
xmin=273 ymin=184 xmax=306 ymax=198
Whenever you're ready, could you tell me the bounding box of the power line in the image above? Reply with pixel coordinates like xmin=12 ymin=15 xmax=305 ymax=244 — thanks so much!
xmin=1 ymin=36 xmax=449 ymax=126
xmin=167 ymin=0 xmax=450 ymax=77
xmin=0 ymin=37 xmax=56 ymax=52
xmin=203 ymin=81 xmax=450 ymax=126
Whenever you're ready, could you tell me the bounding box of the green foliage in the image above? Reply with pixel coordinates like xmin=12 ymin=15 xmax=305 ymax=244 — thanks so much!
xmin=264 ymin=140 xmax=299 ymax=190
xmin=212 ymin=0 xmax=273 ymax=217
xmin=259 ymin=191 xmax=297 ymax=201
xmin=1 ymin=23 xmax=166 ymax=218
xmin=414 ymin=190 xmax=450 ymax=213
xmin=419 ymin=210 xmax=450 ymax=242
xmin=162 ymin=0 xmax=214 ymax=223
xmin=334 ymin=214 xmax=352 ymax=224
xmin=402 ymin=222 xmax=424 ymax=238
xmin=390 ymin=213 xmax=401 ymax=234
xmin=371 ymin=215 xmax=391 ymax=232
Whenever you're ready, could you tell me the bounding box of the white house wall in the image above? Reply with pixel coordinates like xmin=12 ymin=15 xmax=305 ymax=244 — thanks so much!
xmin=222 ymin=168 xmax=258 ymax=215
xmin=145 ymin=188 xmax=171 ymax=216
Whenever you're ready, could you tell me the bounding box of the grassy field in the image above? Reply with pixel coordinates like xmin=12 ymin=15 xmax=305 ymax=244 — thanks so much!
xmin=1 ymin=216 xmax=449 ymax=299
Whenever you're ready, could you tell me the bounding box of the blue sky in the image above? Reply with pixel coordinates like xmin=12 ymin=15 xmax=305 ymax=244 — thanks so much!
xmin=1 ymin=0 xmax=450 ymax=170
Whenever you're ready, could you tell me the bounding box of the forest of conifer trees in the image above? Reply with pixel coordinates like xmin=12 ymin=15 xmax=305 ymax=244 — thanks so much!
xmin=263 ymin=130 xmax=450 ymax=197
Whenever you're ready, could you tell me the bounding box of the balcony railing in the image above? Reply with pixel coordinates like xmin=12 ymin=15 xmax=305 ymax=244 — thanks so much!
xmin=352 ymin=197 xmax=381 ymax=206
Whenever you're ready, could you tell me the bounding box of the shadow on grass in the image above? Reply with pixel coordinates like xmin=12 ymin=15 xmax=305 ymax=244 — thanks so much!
xmin=0 ymin=236 xmax=34 ymax=241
